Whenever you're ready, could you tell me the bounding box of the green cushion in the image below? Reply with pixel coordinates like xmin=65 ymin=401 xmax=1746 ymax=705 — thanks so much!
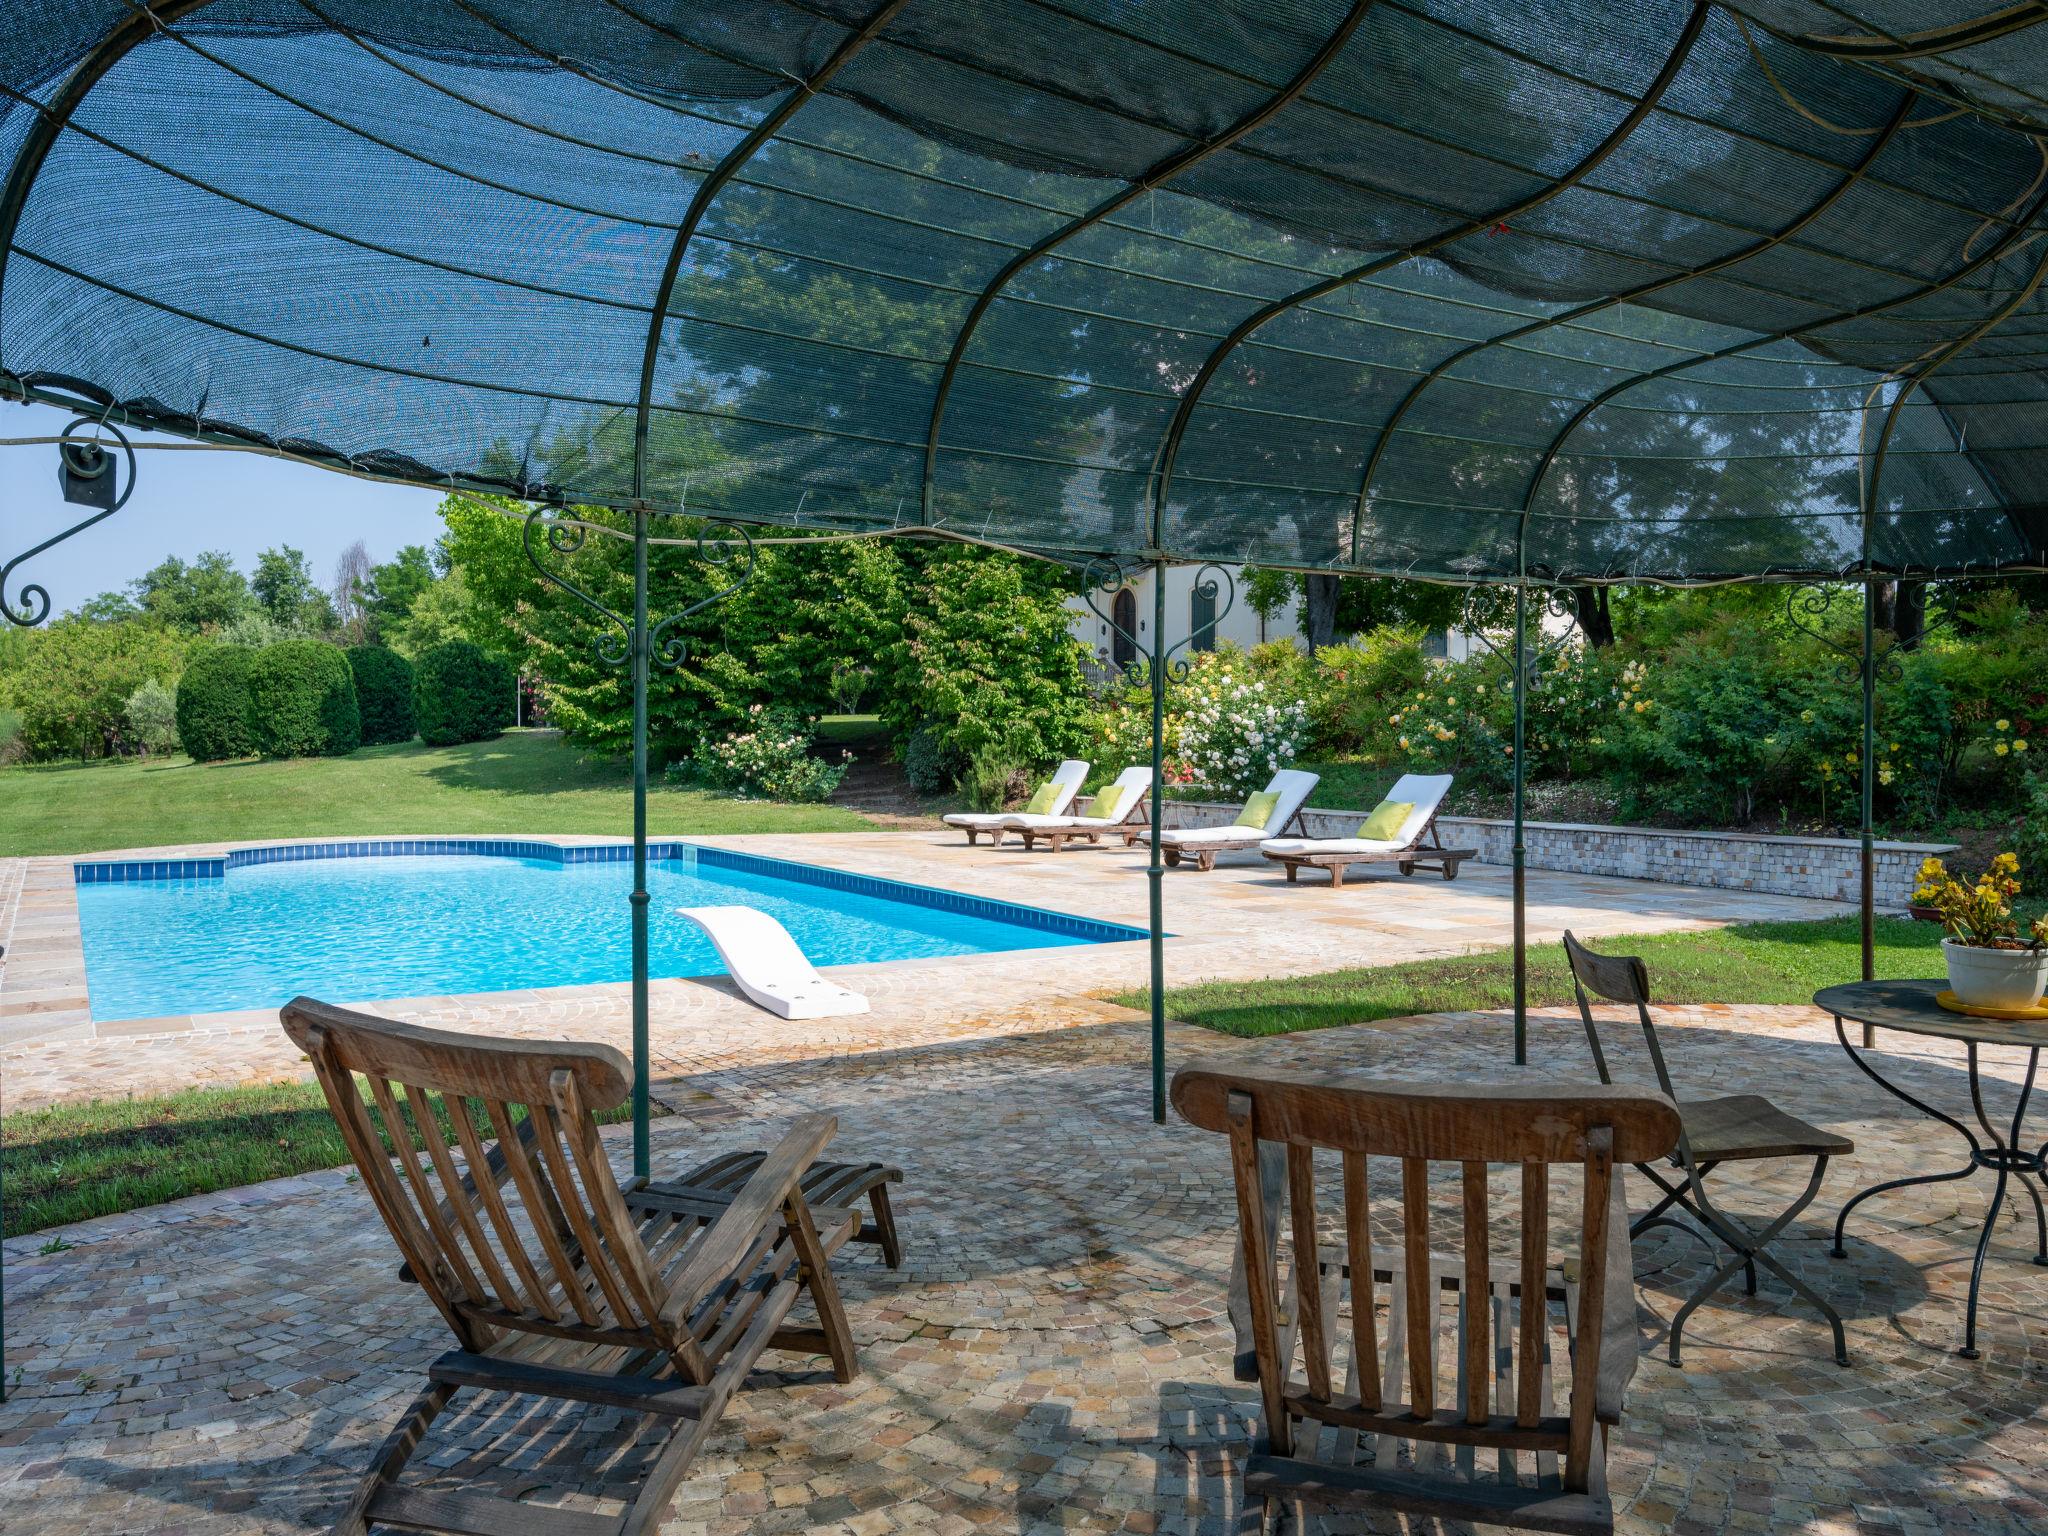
xmin=1234 ymin=789 xmax=1281 ymax=829
xmin=1022 ymin=780 xmax=1063 ymax=816
xmin=1092 ymin=782 xmax=1140 ymax=822
xmin=1359 ymin=799 xmax=1414 ymax=841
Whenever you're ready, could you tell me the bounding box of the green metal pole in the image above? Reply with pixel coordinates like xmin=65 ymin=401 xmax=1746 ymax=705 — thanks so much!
xmin=1861 ymin=578 xmax=1877 ymax=1047
xmin=1149 ymin=558 xmax=1168 ymax=1123
xmin=631 ymin=506 xmax=652 ymax=1180
xmin=1512 ymin=582 xmax=1529 ymax=1066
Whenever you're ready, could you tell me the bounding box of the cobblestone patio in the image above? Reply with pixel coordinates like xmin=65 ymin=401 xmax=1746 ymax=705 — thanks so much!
xmin=5 ymin=1003 xmax=2046 ymax=1535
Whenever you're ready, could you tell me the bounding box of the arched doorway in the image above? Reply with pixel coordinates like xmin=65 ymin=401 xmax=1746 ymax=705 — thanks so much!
xmin=1112 ymin=586 xmax=1137 ymax=670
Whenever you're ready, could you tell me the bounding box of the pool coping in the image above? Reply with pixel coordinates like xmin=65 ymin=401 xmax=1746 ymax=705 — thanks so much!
xmin=19 ymin=834 xmax=1156 ymax=1042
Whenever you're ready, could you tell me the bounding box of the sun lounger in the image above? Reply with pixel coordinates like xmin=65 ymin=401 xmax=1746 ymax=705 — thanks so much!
xmin=676 ymin=905 xmax=870 ymax=1019
xmin=1158 ymin=768 xmax=1319 ymax=871
xmin=281 ymin=998 xmax=868 ymax=1536
xmin=941 ymin=757 xmax=1087 ymax=846
xmin=1260 ymin=772 xmax=1473 ymax=887
xmin=1004 ymin=765 xmax=1154 ymax=852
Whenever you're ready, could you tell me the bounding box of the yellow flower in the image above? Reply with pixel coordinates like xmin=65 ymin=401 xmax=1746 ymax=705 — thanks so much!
xmin=1996 ymin=742 xmax=2011 ymax=756
xmin=1997 ymin=719 xmax=2011 ymax=731
xmin=1889 ymin=742 xmax=1900 ymax=753
xmin=1398 ymin=735 xmax=1410 ymax=750
xmin=1845 ymin=752 xmax=1858 ymax=766
xmin=2017 ymin=739 xmax=2031 ymax=754
xmin=1800 ymin=709 xmax=1815 ymax=723
xmin=1633 ymin=700 xmax=1647 ymax=714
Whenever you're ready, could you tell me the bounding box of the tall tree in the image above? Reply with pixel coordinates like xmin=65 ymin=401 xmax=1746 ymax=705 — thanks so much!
xmin=252 ymin=545 xmax=336 ymax=632
xmin=128 ymin=551 xmax=253 ymax=632
xmin=332 ymin=539 xmax=373 ymax=644
xmin=359 ymin=544 xmax=439 ymax=640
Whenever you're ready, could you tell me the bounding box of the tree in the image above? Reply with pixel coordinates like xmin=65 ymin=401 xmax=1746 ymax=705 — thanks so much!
xmin=129 ymin=551 xmax=253 ymax=632
xmin=360 ymin=544 xmax=439 ymax=640
xmin=251 ymin=545 xmax=336 ymax=632
xmin=348 ymin=646 xmax=417 ymax=745
xmin=124 ymin=678 xmax=179 ymax=755
xmin=0 ymin=618 xmax=187 ymax=760
xmin=382 ymin=567 xmax=479 ymax=660
xmin=332 ymin=539 xmax=373 ymax=644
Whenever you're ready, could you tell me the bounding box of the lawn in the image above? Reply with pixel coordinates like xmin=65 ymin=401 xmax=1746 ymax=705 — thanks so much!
xmin=2 ymin=1079 xmax=649 ymax=1238
xmin=1112 ymin=911 xmax=1984 ymax=1037
xmin=0 ymin=729 xmax=874 ymax=856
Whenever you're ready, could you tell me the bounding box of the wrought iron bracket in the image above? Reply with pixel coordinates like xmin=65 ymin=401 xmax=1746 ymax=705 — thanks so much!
xmin=522 ymin=508 xmax=757 ymax=670
xmin=1460 ymin=584 xmax=1578 ymax=692
xmin=1 ymin=415 xmax=137 ymax=627
xmin=1786 ymin=583 xmax=1905 ymax=684
xmin=1079 ymin=558 xmax=1235 ymax=685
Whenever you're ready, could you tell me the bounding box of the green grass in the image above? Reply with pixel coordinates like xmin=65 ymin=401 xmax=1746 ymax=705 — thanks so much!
xmin=2 ymin=1079 xmax=650 ymax=1237
xmin=1112 ymin=912 xmax=1999 ymax=1038
xmin=816 ymin=713 xmax=887 ymax=745
xmin=0 ymin=729 xmax=874 ymax=856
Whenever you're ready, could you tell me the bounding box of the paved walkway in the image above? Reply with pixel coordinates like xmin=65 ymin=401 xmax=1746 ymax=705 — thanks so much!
xmin=0 ymin=832 xmax=1842 ymax=1111
xmin=4 ymin=1005 xmax=2046 ymax=1535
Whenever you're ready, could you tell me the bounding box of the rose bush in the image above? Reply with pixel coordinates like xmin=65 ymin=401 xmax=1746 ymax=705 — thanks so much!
xmin=679 ymin=704 xmax=849 ymax=803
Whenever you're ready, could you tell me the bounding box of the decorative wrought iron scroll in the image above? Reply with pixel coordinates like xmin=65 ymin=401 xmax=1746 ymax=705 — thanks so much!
xmin=1459 ymin=585 xmax=1579 ymax=691
xmin=1 ymin=415 xmax=137 ymax=627
xmin=1078 ymin=558 xmax=1235 ymax=684
xmin=522 ymin=508 xmax=757 ymax=670
xmin=1785 ymin=583 xmax=1905 ymax=683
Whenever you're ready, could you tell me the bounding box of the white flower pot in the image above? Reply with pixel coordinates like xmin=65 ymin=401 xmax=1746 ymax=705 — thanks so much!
xmin=1943 ymin=937 xmax=2048 ymax=1011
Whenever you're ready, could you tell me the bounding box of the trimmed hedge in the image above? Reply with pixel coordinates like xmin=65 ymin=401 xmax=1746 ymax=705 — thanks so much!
xmin=414 ymin=640 xmax=513 ymax=747
xmin=175 ymin=643 xmax=257 ymax=761
xmin=246 ymin=639 xmax=361 ymax=758
xmin=348 ymin=646 xmax=416 ymax=745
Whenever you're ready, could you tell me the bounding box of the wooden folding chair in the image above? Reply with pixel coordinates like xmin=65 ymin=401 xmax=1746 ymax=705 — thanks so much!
xmin=283 ymin=998 xmax=864 ymax=1536
xmin=1563 ymin=932 xmax=1853 ymax=1366
xmin=1174 ymin=1064 xmax=1679 ymax=1536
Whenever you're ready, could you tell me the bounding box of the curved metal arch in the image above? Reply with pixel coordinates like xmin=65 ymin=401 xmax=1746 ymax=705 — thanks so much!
xmin=1780 ymin=2 xmax=2048 ymax=60
xmin=1145 ymin=2 xmax=1710 ymax=551
xmin=1348 ymin=90 xmax=1916 ymax=563
xmin=1514 ymin=178 xmax=2048 ymax=568
xmin=918 ymin=0 xmax=1375 ymax=526
xmin=630 ymin=0 xmax=909 ymax=503
xmin=0 ymin=0 xmax=217 ymax=365
xmin=1859 ymin=236 xmax=2048 ymax=566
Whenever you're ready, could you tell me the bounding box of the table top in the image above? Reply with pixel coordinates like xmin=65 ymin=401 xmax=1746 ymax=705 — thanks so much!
xmin=1814 ymin=978 xmax=2048 ymax=1050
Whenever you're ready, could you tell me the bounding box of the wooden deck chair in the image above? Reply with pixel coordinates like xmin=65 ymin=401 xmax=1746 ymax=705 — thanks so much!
xmin=282 ymin=998 xmax=864 ymax=1536
xmin=1562 ymin=932 xmax=1853 ymax=1366
xmin=1173 ymin=1064 xmax=1679 ymax=1536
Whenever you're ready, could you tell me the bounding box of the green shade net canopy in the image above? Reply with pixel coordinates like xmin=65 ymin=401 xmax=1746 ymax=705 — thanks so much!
xmin=5 ymin=0 xmax=2048 ymax=582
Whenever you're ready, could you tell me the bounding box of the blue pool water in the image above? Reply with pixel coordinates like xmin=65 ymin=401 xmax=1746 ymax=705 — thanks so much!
xmin=74 ymin=844 xmax=1140 ymax=1022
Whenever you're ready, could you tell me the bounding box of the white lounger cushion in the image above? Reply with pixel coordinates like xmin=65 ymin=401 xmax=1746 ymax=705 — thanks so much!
xmin=1261 ymin=772 xmax=1455 ymax=856
xmin=943 ymin=758 xmax=1089 ymax=831
xmin=676 ymin=905 xmax=869 ymax=1020
xmin=1005 ymin=765 xmax=1153 ymax=830
xmin=1261 ymin=836 xmax=1406 ymax=856
xmin=1161 ymin=767 xmax=1320 ymax=845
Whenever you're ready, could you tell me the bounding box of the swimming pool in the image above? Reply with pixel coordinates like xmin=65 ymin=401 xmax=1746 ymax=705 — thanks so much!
xmin=73 ymin=840 xmax=1145 ymax=1022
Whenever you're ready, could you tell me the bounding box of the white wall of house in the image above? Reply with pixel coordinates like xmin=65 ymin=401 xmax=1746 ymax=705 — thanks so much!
xmin=1065 ymin=565 xmax=1298 ymax=671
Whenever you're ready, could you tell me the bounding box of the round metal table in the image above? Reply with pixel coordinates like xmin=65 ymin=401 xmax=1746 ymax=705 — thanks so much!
xmin=1816 ymin=978 xmax=2048 ymax=1358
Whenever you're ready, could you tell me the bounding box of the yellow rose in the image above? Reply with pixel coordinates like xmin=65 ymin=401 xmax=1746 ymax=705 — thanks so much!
xmin=1996 ymin=742 xmax=2011 ymax=756
xmin=2017 ymin=740 xmax=2031 ymax=754
xmin=1997 ymin=719 xmax=2011 ymax=731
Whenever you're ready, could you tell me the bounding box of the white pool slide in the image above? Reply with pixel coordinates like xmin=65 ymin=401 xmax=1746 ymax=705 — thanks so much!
xmin=674 ymin=905 xmax=871 ymax=1020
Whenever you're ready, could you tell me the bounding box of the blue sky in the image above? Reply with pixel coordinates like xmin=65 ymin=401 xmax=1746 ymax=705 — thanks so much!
xmin=2 ymin=400 xmax=445 ymax=617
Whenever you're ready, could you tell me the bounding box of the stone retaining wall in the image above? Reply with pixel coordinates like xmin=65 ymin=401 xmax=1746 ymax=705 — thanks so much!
xmin=1158 ymin=800 xmax=1950 ymax=907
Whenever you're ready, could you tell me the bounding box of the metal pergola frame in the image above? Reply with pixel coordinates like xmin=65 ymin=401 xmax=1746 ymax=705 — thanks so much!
xmin=7 ymin=0 xmax=2048 ymax=1402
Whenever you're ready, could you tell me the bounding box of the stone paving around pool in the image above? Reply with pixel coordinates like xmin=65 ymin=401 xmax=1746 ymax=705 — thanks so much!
xmin=0 ymin=830 xmax=1844 ymax=1112
xmin=4 ymin=1003 xmax=2047 ymax=1536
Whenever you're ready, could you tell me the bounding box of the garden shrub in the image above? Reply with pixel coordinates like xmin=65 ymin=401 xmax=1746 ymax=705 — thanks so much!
xmin=124 ymin=678 xmax=180 ymax=756
xmin=901 ymin=726 xmax=966 ymax=794
xmin=348 ymin=645 xmax=417 ymax=745
xmin=676 ymin=705 xmax=848 ymax=802
xmin=1 ymin=617 xmax=188 ymax=762
xmin=1173 ymin=648 xmax=1312 ymax=798
xmin=247 ymin=639 xmax=361 ymax=758
xmin=2018 ymin=770 xmax=2048 ymax=876
xmin=1304 ymin=629 xmax=1430 ymax=756
xmin=175 ymin=642 xmax=257 ymax=761
xmin=413 ymin=640 xmax=513 ymax=746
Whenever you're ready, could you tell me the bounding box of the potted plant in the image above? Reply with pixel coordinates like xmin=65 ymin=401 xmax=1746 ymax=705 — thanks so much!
xmin=1914 ymin=853 xmax=2048 ymax=1011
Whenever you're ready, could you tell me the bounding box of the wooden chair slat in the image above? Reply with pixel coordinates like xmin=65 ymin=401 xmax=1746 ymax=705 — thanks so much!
xmin=1226 ymin=1091 xmax=1292 ymax=1459
xmin=487 ymin=1095 xmax=602 ymax=1330
xmin=550 ymin=1071 xmax=667 ymax=1330
xmin=1518 ymin=1160 xmax=1548 ymax=1430
xmin=1341 ymin=1151 xmax=1379 ymax=1412
xmin=1287 ymin=1143 xmax=1332 ymax=1402
xmin=367 ymin=1073 xmax=486 ymax=1307
xmin=403 ymin=1081 xmax=517 ymax=1309
xmin=1565 ymin=1128 xmax=1613 ymax=1494
xmin=1401 ymin=1157 xmax=1433 ymax=1420
xmin=1462 ymin=1161 xmax=1491 ymax=1427
xmin=528 ymin=1093 xmax=641 ymax=1330
xmin=446 ymin=1095 xmax=556 ymax=1322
